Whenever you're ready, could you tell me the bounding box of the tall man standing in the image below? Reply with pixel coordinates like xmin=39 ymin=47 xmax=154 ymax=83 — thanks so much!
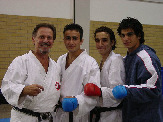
xmin=1 ymin=23 xmax=61 ymax=122
xmin=84 ymin=26 xmax=125 ymax=122
xmin=112 ymin=17 xmax=162 ymax=122
xmin=55 ymin=23 xmax=101 ymax=122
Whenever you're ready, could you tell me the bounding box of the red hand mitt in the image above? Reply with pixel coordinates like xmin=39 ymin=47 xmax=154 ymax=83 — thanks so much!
xmin=84 ymin=83 xmax=101 ymax=96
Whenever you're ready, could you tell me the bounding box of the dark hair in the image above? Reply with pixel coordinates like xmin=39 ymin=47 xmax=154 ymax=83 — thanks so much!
xmin=94 ymin=26 xmax=116 ymax=50
xmin=117 ymin=17 xmax=145 ymax=44
xmin=32 ymin=23 xmax=56 ymax=40
xmin=63 ymin=23 xmax=83 ymax=40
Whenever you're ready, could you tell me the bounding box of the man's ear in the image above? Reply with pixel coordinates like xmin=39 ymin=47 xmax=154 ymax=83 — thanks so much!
xmin=111 ymin=40 xmax=115 ymax=47
xmin=80 ymin=39 xmax=84 ymax=45
xmin=138 ymin=37 xmax=141 ymax=40
xmin=138 ymin=33 xmax=141 ymax=40
xmin=32 ymin=37 xmax=35 ymax=45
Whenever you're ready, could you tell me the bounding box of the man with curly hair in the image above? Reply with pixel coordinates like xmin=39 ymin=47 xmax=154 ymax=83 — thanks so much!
xmin=112 ymin=17 xmax=162 ymax=122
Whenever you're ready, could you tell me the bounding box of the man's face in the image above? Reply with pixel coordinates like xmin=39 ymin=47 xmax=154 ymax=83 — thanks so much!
xmin=120 ymin=28 xmax=140 ymax=53
xmin=95 ymin=32 xmax=113 ymax=56
xmin=64 ymin=30 xmax=83 ymax=53
xmin=32 ymin=27 xmax=54 ymax=55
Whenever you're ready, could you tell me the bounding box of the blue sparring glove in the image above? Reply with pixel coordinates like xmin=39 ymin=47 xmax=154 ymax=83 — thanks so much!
xmin=62 ymin=98 xmax=78 ymax=112
xmin=112 ymin=85 xmax=127 ymax=99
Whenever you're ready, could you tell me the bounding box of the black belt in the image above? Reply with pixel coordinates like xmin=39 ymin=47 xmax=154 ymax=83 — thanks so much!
xmin=90 ymin=102 xmax=123 ymax=122
xmin=69 ymin=112 xmax=73 ymax=122
xmin=13 ymin=106 xmax=53 ymax=122
xmin=54 ymin=101 xmax=73 ymax=122
xmin=54 ymin=101 xmax=62 ymax=112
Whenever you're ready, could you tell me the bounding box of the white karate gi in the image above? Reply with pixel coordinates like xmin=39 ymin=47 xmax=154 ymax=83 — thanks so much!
xmin=99 ymin=51 xmax=125 ymax=122
xmin=1 ymin=50 xmax=61 ymax=122
xmin=55 ymin=50 xmax=100 ymax=122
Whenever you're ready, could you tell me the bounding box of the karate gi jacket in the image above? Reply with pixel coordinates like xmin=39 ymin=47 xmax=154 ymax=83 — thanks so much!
xmin=56 ymin=49 xmax=101 ymax=122
xmin=98 ymin=51 xmax=125 ymax=122
xmin=1 ymin=50 xmax=61 ymax=113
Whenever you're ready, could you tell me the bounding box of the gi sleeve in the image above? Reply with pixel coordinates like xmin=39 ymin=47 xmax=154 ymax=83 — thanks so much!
xmin=101 ymin=56 xmax=125 ymax=107
xmin=1 ymin=56 xmax=27 ymax=107
xmin=75 ymin=59 xmax=101 ymax=117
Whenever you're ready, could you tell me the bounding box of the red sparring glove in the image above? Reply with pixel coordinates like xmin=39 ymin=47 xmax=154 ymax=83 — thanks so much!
xmin=84 ymin=83 xmax=101 ymax=96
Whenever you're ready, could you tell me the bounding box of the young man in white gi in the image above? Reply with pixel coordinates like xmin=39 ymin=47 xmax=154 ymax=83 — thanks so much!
xmin=1 ymin=23 xmax=61 ymax=122
xmin=55 ymin=23 xmax=101 ymax=122
xmin=84 ymin=26 xmax=125 ymax=122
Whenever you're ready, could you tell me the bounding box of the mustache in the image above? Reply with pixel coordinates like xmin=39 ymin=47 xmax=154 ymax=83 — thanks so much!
xmin=40 ymin=42 xmax=51 ymax=46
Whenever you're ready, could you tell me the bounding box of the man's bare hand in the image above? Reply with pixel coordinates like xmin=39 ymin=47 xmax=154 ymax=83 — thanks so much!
xmin=65 ymin=96 xmax=75 ymax=98
xmin=21 ymin=84 xmax=44 ymax=97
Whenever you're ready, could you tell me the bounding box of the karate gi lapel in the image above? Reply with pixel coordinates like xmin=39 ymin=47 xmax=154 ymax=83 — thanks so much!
xmin=62 ymin=50 xmax=87 ymax=81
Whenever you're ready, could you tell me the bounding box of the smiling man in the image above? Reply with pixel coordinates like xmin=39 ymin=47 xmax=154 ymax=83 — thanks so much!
xmin=1 ymin=23 xmax=61 ymax=122
xmin=112 ymin=17 xmax=162 ymax=122
xmin=55 ymin=23 xmax=101 ymax=122
xmin=84 ymin=26 xmax=125 ymax=122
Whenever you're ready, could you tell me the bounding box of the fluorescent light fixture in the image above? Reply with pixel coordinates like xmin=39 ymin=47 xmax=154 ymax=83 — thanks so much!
xmin=129 ymin=0 xmax=163 ymax=3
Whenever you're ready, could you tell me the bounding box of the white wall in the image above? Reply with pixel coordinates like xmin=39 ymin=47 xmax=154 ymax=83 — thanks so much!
xmin=0 ymin=0 xmax=163 ymax=52
xmin=90 ymin=0 xmax=163 ymax=25
xmin=0 ymin=0 xmax=162 ymax=27
xmin=0 ymin=0 xmax=73 ymax=19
